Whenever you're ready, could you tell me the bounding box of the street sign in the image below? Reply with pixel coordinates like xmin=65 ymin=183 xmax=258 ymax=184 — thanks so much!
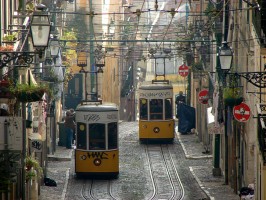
xmin=178 ymin=64 xmax=189 ymax=77
xmin=233 ymin=102 xmax=251 ymax=122
xmin=198 ymin=89 xmax=209 ymax=104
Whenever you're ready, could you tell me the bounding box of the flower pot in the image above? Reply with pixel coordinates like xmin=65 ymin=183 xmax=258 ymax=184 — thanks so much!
xmin=0 ymin=80 xmax=13 ymax=98
xmin=224 ymin=97 xmax=243 ymax=107
xmin=16 ymin=90 xmax=45 ymax=102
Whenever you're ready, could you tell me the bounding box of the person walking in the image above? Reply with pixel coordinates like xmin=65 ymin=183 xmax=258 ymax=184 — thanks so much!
xmin=65 ymin=109 xmax=76 ymax=149
xmin=175 ymin=91 xmax=186 ymax=118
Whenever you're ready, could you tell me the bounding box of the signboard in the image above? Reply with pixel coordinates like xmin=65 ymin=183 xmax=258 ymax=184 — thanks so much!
xmin=207 ymin=107 xmax=224 ymax=134
xmin=233 ymin=102 xmax=251 ymax=122
xmin=178 ymin=64 xmax=189 ymax=77
xmin=198 ymin=89 xmax=209 ymax=104
xmin=0 ymin=117 xmax=23 ymax=151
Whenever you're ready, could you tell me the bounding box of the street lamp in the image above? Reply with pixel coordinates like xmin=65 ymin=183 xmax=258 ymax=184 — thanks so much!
xmin=0 ymin=5 xmax=51 ymax=69
xmin=30 ymin=4 xmax=51 ymax=58
xmin=77 ymin=50 xmax=87 ymax=72
xmin=49 ymin=35 xmax=60 ymax=62
xmin=218 ymin=41 xmax=233 ymax=72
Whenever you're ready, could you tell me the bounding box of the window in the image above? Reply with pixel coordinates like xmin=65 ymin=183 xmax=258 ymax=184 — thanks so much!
xmin=139 ymin=98 xmax=148 ymax=120
xmin=165 ymin=98 xmax=172 ymax=119
xmin=77 ymin=122 xmax=86 ymax=150
xmin=108 ymin=122 xmax=118 ymax=149
xmin=89 ymin=123 xmax=105 ymax=150
xmin=150 ymin=99 xmax=163 ymax=120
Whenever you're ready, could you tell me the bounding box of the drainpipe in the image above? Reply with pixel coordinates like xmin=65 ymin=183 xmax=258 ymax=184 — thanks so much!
xmin=223 ymin=0 xmax=230 ymax=185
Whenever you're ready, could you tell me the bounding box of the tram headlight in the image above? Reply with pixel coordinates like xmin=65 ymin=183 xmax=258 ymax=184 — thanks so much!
xmin=93 ymin=158 xmax=102 ymax=166
xmin=153 ymin=127 xmax=160 ymax=133
xmin=142 ymin=125 xmax=147 ymax=129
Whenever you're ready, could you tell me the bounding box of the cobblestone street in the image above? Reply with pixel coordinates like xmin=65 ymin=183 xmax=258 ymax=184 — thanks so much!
xmin=40 ymin=122 xmax=239 ymax=200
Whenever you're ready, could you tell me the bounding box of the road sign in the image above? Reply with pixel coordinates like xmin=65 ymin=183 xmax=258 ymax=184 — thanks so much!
xmin=198 ymin=89 xmax=209 ymax=104
xmin=233 ymin=102 xmax=251 ymax=122
xmin=178 ymin=64 xmax=189 ymax=77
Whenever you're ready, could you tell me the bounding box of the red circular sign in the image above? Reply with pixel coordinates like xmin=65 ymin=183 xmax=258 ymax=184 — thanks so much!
xmin=233 ymin=102 xmax=251 ymax=122
xmin=178 ymin=64 xmax=189 ymax=77
xmin=198 ymin=89 xmax=209 ymax=104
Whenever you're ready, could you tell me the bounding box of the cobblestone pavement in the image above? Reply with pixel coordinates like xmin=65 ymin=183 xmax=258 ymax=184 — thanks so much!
xmin=40 ymin=121 xmax=240 ymax=200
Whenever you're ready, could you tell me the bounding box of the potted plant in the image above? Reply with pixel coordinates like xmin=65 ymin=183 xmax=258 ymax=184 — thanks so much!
xmin=223 ymin=87 xmax=243 ymax=107
xmin=25 ymin=155 xmax=43 ymax=182
xmin=10 ymin=83 xmax=50 ymax=102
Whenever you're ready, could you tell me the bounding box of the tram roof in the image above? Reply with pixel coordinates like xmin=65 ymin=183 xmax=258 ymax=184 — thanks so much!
xmin=138 ymin=81 xmax=173 ymax=90
xmin=76 ymin=102 xmax=118 ymax=112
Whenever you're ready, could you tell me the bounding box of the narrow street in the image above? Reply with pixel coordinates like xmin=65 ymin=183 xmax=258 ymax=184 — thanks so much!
xmin=40 ymin=122 xmax=239 ymax=200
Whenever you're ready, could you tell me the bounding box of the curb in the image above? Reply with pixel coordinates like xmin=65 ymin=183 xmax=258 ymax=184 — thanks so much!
xmin=47 ymin=149 xmax=73 ymax=161
xmin=61 ymin=168 xmax=70 ymax=200
xmin=189 ymin=166 xmax=215 ymax=200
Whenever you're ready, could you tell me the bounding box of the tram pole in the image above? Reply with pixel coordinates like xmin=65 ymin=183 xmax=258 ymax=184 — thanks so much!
xmin=89 ymin=0 xmax=95 ymax=100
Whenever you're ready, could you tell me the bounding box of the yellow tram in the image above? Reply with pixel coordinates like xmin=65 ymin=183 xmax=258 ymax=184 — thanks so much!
xmin=138 ymin=80 xmax=175 ymax=142
xmin=74 ymin=101 xmax=119 ymax=178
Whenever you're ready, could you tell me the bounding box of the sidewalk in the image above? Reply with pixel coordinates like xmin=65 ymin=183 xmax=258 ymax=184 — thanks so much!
xmin=177 ymin=132 xmax=240 ymax=200
xmin=39 ymin=146 xmax=73 ymax=200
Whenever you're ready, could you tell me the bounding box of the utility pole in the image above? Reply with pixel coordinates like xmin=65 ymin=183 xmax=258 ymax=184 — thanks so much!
xmin=89 ymin=0 xmax=95 ymax=100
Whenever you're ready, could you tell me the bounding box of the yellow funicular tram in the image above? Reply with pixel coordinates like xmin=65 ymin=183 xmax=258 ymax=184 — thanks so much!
xmin=74 ymin=101 xmax=119 ymax=178
xmin=138 ymin=79 xmax=175 ymax=142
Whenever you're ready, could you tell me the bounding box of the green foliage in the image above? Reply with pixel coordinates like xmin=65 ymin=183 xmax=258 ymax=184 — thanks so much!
xmin=9 ymin=83 xmax=51 ymax=102
xmin=10 ymin=83 xmax=50 ymax=95
xmin=65 ymin=8 xmax=89 ymax=41
xmin=0 ymin=151 xmax=20 ymax=193
xmin=223 ymin=87 xmax=243 ymax=107
xmin=204 ymin=2 xmax=219 ymax=18
xmin=2 ymin=33 xmax=17 ymax=42
xmin=223 ymin=87 xmax=241 ymax=99
xmin=25 ymin=155 xmax=43 ymax=182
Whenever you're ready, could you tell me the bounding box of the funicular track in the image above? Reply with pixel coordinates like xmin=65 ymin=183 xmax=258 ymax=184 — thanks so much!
xmin=81 ymin=179 xmax=118 ymax=200
xmin=145 ymin=144 xmax=185 ymax=200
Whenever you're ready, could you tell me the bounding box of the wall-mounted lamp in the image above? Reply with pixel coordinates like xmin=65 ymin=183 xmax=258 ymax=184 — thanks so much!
xmin=218 ymin=41 xmax=233 ymax=72
xmin=49 ymin=35 xmax=60 ymax=61
xmin=30 ymin=4 xmax=51 ymax=58
xmin=0 ymin=4 xmax=51 ymax=69
xmin=217 ymin=41 xmax=266 ymax=88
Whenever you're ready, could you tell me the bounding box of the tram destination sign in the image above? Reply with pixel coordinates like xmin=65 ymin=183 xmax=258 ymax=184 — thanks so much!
xmin=139 ymin=91 xmax=172 ymax=99
xmin=76 ymin=112 xmax=118 ymax=123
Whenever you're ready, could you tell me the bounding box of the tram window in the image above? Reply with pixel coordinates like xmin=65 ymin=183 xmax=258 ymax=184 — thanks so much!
xmin=108 ymin=122 xmax=118 ymax=149
xmin=165 ymin=98 xmax=172 ymax=119
xmin=150 ymin=99 xmax=163 ymax=120
xmin=89 ymin=123 xmax=106 ymax=150
xmin=139 ymin=98 xmax=148 ymax=120
xmin=76 ymin=122 xmax=86 ymax=149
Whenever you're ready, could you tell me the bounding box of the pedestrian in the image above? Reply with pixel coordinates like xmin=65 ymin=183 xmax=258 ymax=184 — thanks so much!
xmin=64 ymin=109 xmax=76 ymax=149
xmin=69 ymin=108 xmax=76 ymax=144
xmin=175 ymin=91 xmax=186 ymax=118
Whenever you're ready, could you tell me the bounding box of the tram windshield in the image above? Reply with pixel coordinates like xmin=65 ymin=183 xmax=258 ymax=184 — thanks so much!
xmin=108 ymin=122 xmax=118 ymax=149
xmin=150 ymin=99 xmax=163 ymax=120
xmin=165 ymin=98 xmax=172 ymax=119
xmin=77 ymin=122 xmax=87 ymax=150
xmin=89 ymin=123 xmax=105 ymax=150
xmin=139 ymin=98 xmax=148 ymax=120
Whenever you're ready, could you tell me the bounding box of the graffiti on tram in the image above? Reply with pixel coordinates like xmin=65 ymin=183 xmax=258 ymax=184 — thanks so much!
xmin=82 ymin=113 xmax=118 ymax=122
xmin=80 ymin=152 xmax=108 ymax=160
